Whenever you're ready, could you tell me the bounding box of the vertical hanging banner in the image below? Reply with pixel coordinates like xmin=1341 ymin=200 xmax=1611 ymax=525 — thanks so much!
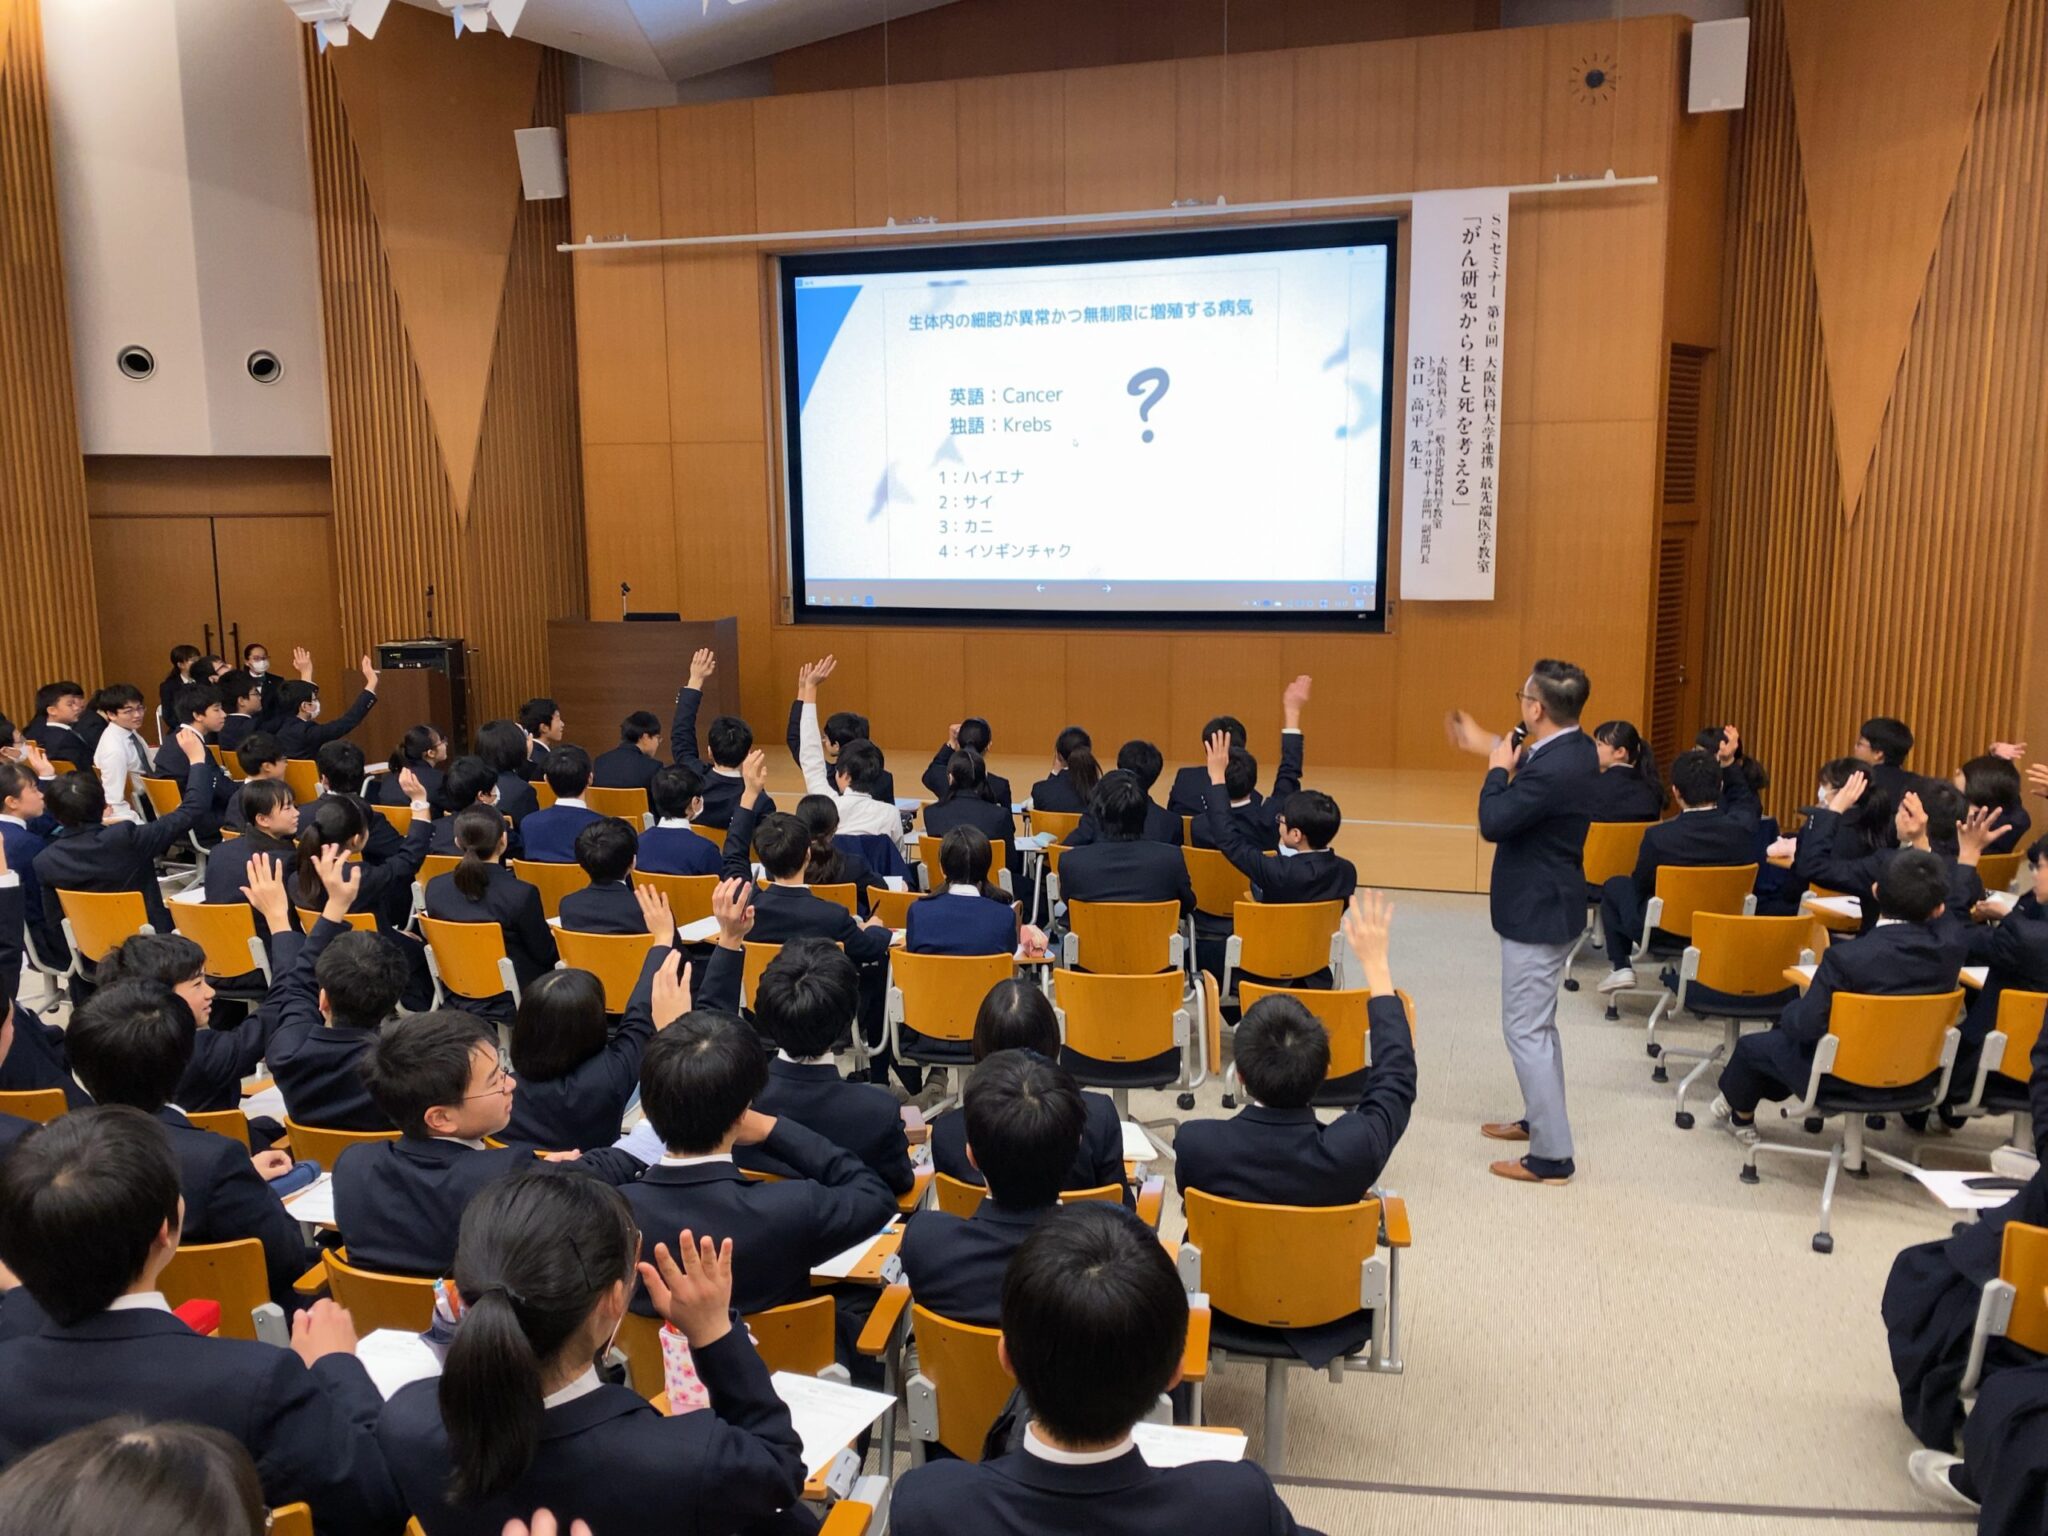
xmin=1400 ymin=189 xmax=1508 ymax=600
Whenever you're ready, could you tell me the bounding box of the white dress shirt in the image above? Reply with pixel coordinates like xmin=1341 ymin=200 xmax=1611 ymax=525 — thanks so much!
xmin=1023 ymin=1424 xmax=1135 ymax=1464
xmin=94 ymin=723 xmax=148 ymax=825
xmin=796 ymin=702 xmax=903 ymax=838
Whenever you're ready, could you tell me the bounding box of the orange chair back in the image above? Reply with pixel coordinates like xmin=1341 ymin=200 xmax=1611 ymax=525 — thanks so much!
xmin=870 ymin=887 xmax=924 ymax=929
xmin=159 ymin=1239 xmax=270 ymax=1340
xmin=296 ymin=908 xmax=377 ymax=934
xmin=419 ymin=915 xmax=515 ymax=999
xmin=532 ymin=782 xmax=557 ymax=810
xmin=911 ymin=1303 xmax=1013 ymax=1460
xmin=1690 ymin=913 xmax=1815 ymax=997
xmin=1239 ymin=982 xmax=1376 ymax=1078
xmin=1649 ymin=863 xmax=1759 ymax=939
xmin=1055 ymin=969 xmax=1184 ymax=1062
xmin=617 ymin=1311 xmax=665 ymax=1397
xmin=810 ymin=881 xmax=860 ymax=916
xmin=0 ymin=1088 xmax=68 ymax=1124
xmin=1998 ymin=1222 xmax=2048 ymax=1355
xmin=1045 ymin=843 xmax=1070 ymax=880
xmin=632 ymin=871 xmax=717 ymax=924
xmin=510 ymin=859 xmax=589 ymax=920
xmin=584 ymin=786 xmax=650 ymax=821
xmin=1581 ymin=820 xmax=1653 ymax=886
xmin=690 ymin=822 xmax=728 ymax=850
xmin=1180 ymin=815 xmax=1196 ymax=844
xmin=139 ymin=776 xmax=185 ymax=820
xmin=211 ymin=745 xmax=247 ymax=781
xmin=56 ymin=888 xmax=153 ymax=961
xmin=1979 ymin=852 xmax=2024 ymax=893
xmin=742 ymin=941 xmax=783 ymax=1009
xmin=1065 ymin=899 xmax=1180 ymax=973
xmin=284 ymin=1118 xmax=398 ymax=1168
xmin=1029 ymin=809 xmax=1082 ymax=840
xmin=418 ymin=853 xmax=461 ymax=888
xmin=916 ymin=835 xmax=1011 ymax=890
xmin=372 ymin=803 xmax=414 ymax=834
xmin=892 ymin=949 xmax=1013 ymax=1046
xmin=1182 ymin=1188 xmax=1380 ymax=1330
xmin=321 ymin=1250 xmax=436 ymax=1333
xmin=171 ymin=902 xmax=266 ymax=979
xmin=282 ymin=759 xmax=320 ymax=806
xmin=1992 ymin=990 xmax=2048 ymax=1081
xmin=1230 ymin=900 xmax=1343 ymax=981
xmin=269 ymin=1505 xmax=313 ymax=1536
xmin=1826 ymin=990 xmax=1965 ymax=1088
xmin=932 ymin=1171 xmax=1120 ymax=1218
xmin=616 ymin=1297 xmax=839 ymax=1398
xmin=185 ymin=1107 xmax=252 ymax=1148
xmin=1183 ymin=846 xmax=1251 ymax=917
xmin=554 ymin=929 xmax=656 ymax=1013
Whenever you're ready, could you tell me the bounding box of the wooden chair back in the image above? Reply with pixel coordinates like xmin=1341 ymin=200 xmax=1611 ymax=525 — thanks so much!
xmin=1649 ymin=863 xmax=1760 ymax=939
xmin=1690 ymin=913 xmax=1814 ymax=996
xmin=1180 ymin=815 xmax=1196 ymax=844
xmin=139 ymin=776 xmax=184 ymax=820
xmin=690 ymin=822 xmax=728 ymax=850
xmin=870 ymin=887 xmax=924 ymax=929
xmin=933 ymin=1172 xmax=1121 ymax=1219
xmin=1029 ymin=809 xmax=1082 ymax=840
xmin=1581 ymin=820 xmax=1653 ymax=886
xmin=810 ymin=881 xmax=860 ymax=916
xmin=1826 ymin=990 xmax=1966 ymax=1088
xmin=1183 ymin=846 xmax=1252 ymax=917
xmin=584 ymin=786 xmax=650 ymax=820
xmin=1065 ymin=899 xmax=1180 ymax=973
xmin=0 ymin=1088 xmax=68 ymax=1123
xmin=911 ymin=1303 xmax=1013 ymax=1460
xmin=1055 ymin=969 xmax=1184 ymax=1062
xmin=211 ymin=745 xmax=247 ymax=780
xmin=418 ymin=853 xmax=461 ymax=888
xmin=532 ymin=782 xmax=557 ymax=810
xmin=321 ymin=1250 xmax=436 ymax=1333
xmin=282 ymin=759 xmax=320 ymax=805
xmin=510 ymin=859 xmax=588 ymax=920
xmin=159 ymin=1239 xmax=271 ymax=1340
xmin=56 ymin=888 xmax=153 ymax=961
xmin=372 ymin=803 xmax=414 ymax=834
xmin=892 ymin=950 xmax=1013 ymax=1047
xmin=284 ymin=1118 xmax=399 ymax=1168
xmin=554 ymin=929 xmax=656 ymax=1013
xmin=1182 ymin=1188 xmax=1381 ymax=1329
xmin=269 ymin=1505 xmax=312 ymax=1536
xmin=617 ymin=1297 xmax=840 ymax=1398
xmin=1991 ymin=990 xmax=2048 ymax=1081
xmin=185 ymin=1108 xmax=252 ymax=1148
xmin=1239 ymin=982 xmax=1376 ymax=1079
xmin=1999 ymin=1221 xmax=2048 ymax=1356
xmin=632 ymin=871 xmax=717 ymax=924
xmin=915 ymin=835 xmax=1011 ymax=891
xmin=296 ymin=908 xmax=377 ymax=934
xmin=1230 ymin=900 xmax=1343 ymax=981
xmin=1978 ymin=852 xmax=2024 ymax=893
xmin=171 ymin=902 xmax=266 ymax=980
xmin=419 ymin=915 xmax=516 ymax=999
xmin=742 ymin=941 xmax=783 ymax=1010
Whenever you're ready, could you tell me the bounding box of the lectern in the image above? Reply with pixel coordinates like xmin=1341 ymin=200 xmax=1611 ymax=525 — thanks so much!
xmin=547 ymin=618 xmax=741 ymax=760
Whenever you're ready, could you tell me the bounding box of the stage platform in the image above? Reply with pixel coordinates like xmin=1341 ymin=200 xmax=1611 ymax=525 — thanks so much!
xmin=759 ymin=753 xmax=1491 ymax=895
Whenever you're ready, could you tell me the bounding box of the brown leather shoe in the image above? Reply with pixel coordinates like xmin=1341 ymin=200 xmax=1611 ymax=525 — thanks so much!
xmin=1481 ymin=1120 xmax=1530 ymax=1142
xmin=1490 ymin=1157 xmax=1574 ymax=1185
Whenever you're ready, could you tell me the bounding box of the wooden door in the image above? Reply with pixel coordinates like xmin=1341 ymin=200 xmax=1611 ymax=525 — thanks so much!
xmin=88 ymin=516 xmax=224 ymax=700
xmin=211 ymin=516 xmax=345 ymax=685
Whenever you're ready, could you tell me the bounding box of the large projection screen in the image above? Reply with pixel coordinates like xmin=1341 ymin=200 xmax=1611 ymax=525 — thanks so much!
xmin=779 ymin=221 xmax=1397 ymax=631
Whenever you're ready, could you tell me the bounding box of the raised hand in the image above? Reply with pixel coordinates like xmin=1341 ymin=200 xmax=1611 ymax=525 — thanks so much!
xmin=502 ymin=1513 xmax=593 ymax=1536
xmin=1991 ymin=741 xmax=2027 ymax=762
xmin=712 ymin=876 xmax=755 ymax=948
xmin=741 ymin=747 xmax=770 ymax=797
xmin=1282 ymin=674 xmax=1312 ymax=727
xmin=176 ymin=724 xmax=207 ymax=761
xmin=292 ymin=647 xmax=314 ymax=680
xmin=2029 ymin=763 xmax=2048 ymax=800
xmin=19 ymin=741 xmax=52 ymax=780
xmin=638 ymin=1230 xmax=735 ymax=1348
xmin=1203 ymin=729 xmax=1231 ymax=784
xmin=316 ymin=844 xmax=362 ymax=919
xmin=240 ymin=852 xmax=293 ymax=932
xmin=1957 ymin=804 xmax=2007 ymax=860
xmin=1342 ymin=889 xmax=1395 ymax=995
xmin=1717 ymin=726 xmax=1741 ymax=766
xmin=1826 ymin=770 xmax=1868 ymax=814
xmin=650 ymin=950 xmax=692 ymax=1029
xmin=946 ymin=722 xmax=961 ymax=750
xmin=1444 ymin=708 xmax=1497 ymax=757
xmin=359 ymin=654 xmax=378 ymax=690
xmin=1898 ymin=791 xmax=1929 ymax=844
xmin=634 ymin=883 xmax=677 ymax=950
xmin=688 ymin=648 xmax=716 ymax=689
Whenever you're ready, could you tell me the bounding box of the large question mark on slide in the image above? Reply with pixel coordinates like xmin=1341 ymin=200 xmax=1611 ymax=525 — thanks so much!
xmin=1126 ymin=367 xmax=1170 ymax=443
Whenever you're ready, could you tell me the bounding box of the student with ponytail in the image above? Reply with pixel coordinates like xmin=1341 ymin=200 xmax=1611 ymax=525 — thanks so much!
xmin=791 ymin=794 xmax=878 ymax=916
xmin=379 ymin=724 xmax=447 ymax=810
xmin=290 ymin=771 xmax=431 ymax=933
xmin=376 ymin=1173 xmax=806 ymax=1536
xmin=1585 ymin=720 xmax=1664 ymax=823
xmin=1028 ymin=725 xmax=1099 ymax=814
xmin=421 ymin=804 xmax=558 ymax=1022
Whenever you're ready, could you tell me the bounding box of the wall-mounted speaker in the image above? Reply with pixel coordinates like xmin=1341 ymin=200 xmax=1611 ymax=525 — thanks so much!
xmin=514 ymin=126 xmax=566 ymax=201
xmin=1688 ymin=18 xmax=1749 ymax=114
xmin=116 ymin=345 xmax=155 ymax=380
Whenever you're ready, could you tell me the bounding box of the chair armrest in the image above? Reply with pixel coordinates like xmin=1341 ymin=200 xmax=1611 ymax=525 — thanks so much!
xmin=1181 ymin=1299 xmax=1210 ymax=1383
xmin=896 ymin=1166 xmax=933 ymax=1214
xmin=1134 ymin=1175 xmax=1166 ymax=1228
xmin=651 ymin=1390 xmax=671 ymax=1415
xmin=857 ymin=1282 xmax=912 ymax=1357
xmin=817 ymin=1501 xmax=874 ymax=1536
xmin=292 ymin=1259 xmax=329 ymax=1299
xmin=1377 ymin=1193 xmax=1412 ymax=1249
xmin=241 ymin=1077 xmax=275 ymax=1096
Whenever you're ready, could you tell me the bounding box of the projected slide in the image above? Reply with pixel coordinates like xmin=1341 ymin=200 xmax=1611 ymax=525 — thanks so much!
xmin=780 ymin=223 xmax=1396 ymax=627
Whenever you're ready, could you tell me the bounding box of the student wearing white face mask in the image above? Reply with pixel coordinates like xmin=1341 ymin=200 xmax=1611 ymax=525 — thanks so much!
xmin=274 ymin=656 xmax=379 ymax=761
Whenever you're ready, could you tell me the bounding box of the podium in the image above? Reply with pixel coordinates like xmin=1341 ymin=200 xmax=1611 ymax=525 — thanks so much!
xmin=547 ymin=618 xmax=741 ymax=760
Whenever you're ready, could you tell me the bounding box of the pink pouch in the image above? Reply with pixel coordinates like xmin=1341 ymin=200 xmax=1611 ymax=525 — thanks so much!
xmin=659 ymin=1324 xmax=712 ymax=1413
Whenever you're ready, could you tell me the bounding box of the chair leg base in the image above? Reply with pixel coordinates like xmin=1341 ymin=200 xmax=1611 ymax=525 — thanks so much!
xmin=1812 ymin=1232 xmax=1834 ymax=1255
xmin=1674 ymin=1110 xmax=1694 ymax=1130
xmin=1739 ymin=1162 xmax=1760 ymax=1184
xmin=1561 ymin=977 xmax=1579 ymax=992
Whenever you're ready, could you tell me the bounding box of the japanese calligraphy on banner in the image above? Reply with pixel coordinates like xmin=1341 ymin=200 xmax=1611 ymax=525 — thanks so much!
xmin=1400 ymin=189 xmax=1508 ymax=601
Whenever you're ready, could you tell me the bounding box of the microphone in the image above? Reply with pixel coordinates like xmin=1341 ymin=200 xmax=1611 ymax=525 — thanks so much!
xmin=423 ymin=583 xmax=437 ymax=638
xmin=620 ymin=582 xmax=631 ymax=620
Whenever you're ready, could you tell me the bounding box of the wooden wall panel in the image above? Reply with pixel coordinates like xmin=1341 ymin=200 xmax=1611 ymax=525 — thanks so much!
xmin=569 ymin=111 xmax=671 ymax=448
xmin=752 ymin=92 xmax=857 ymax=233
xmin=0 ymin=0 xmax=100 ymax=715
xmin=1174 ymin=53 xmax=1295 ymax=206
xmin=305 ymin=32 xmax=584 ymax=734
xmin=1063 ymin=63 xmax=1177 ymax=216
xmin=1704 ymin=0 xmax=2048 ymax=818
xmin=851 ymin=82 xmax=959 ymax=227
xmin=956 ymin=72 xmax=1066 ymax=221
xmin=1291 ymin=41 xmax=1418 ymax=200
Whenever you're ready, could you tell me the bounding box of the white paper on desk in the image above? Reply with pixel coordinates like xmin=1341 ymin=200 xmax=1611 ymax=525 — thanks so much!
xmin=1803 ymin=893 xmax=1863 ymax=919
xmin=676 ymin=916 xmax=721 ymax=944
xmin=1132 ymin=1423 xmax=1248 ymax=1467
xmin=772 ymin=1371 xmax=895 ymax=1476
xmin=1981 ymin=890 xmax=2018 ymax=916
xmin=1789 ymin=964 xmax=1817 ymax=986
xmin=1962 ymin=966 xmax=1989 ymax=990
xmin=883 ymin=875 xmax=908 ymax=892
xmin=1121 ymin=1121 xmax=1157 ymax=1163
xmin=358 ymin=1329 xmax=442 ymax=1399
xmin=894 ymin=797 xmax=924 ymax=813
xmin=1010 ymin=802 xmax=1027 ymax=816
xmin=1901 ymin=1165 xmax=2029 ymax=1213
xmin=170 ymin=886 xmax=206 ymax=905
xmin=809 ymin=1222 xmax=896 ymax=1281
xmin=285 ymin=1172 xmax=336 ymax=1225
xmin=1014 ymin=832 xmax=1055 ymax=851
xmin=241 ymin=1084 xmax=287 ymax=1121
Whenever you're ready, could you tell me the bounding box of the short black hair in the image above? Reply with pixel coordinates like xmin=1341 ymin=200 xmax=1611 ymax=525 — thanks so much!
xmin=278 ymin=680 xmax=320 ymax=715
xmin=1876 ymin=848 xmax=1948 ymax=923
xmin=0 ymin=1107 xmax=182 ymax=1326
xmin=1090 ymin=770 xmax=1148 ymax=841
xmin=1232 ymin=994 xmax=1329 ymax=1109
xmin=440 ymin=755 xmax=498 ymax=812
xmin=1116 ymin=739 xmax=1163 ymax=793
xmin=640 ymin=1013 xmax=765 ymax=1154
xmin=0 ymin=761 xmax=36 ymax=807
xmin=314 ymin=931 xmax=410 ymax=1032
xmin=973 ymin=978 xmax=1061 ymax=1061
xmin=34 ymin=680 xmax=85 ymax=714
xmin=1959 ymin=754 xmax=2022 ymax=811
xmin=1668 ymin=749 xmax=1723 ymax=808
xmin=1859 ymin=716 xmax=1914 ymax=767
xmin=93 ymin=683 xmax=144 ymax=716
xmin=220 ymin=669 xmax=262 ymax=709
xmin=316 ymin=739 xmax=367 ymax=795
xmin=957 ymin=717 xmax=992 ymax=754
xmin=835 ymin=739 xmax=885 ymax=795
xmin=66 ymin=983 xmax=196 ymax=1110
xmin=238 ymin=778 xmax=295 ymax=825
xmin=1001 ymin=1203 xmax=1186 ymax=1445
xmin=510 ymin=968 xmax=608 ymax=1082
xmin=1527 ymin=659 xmax=1590 ymax=726
xmin=1279 ymin=789 xmax=1340 ymax=849
xmin=650 ymin=764 xmax=704 ymax=820
xmin=360 ymin=1010 xmax=496 ymax=1137
xmin=1201 ymin=714 xmax=1247 ymax=749
xmin=545 ymin=744 xmax=594 ymax=799
xmin=574 ymin=817 xmax=638 ymax=883
xmin=97 ymin=932 xmax=206 ymax=991
xmin=620 ymin=711 xmax=661 ymax=746
xmin=475 ymin=720 xmax=527 ymax=776
xmin=753 ymin=939 xmax=858 ymax=1059
xmin=172 ymin=683 xmax=220 ymax=724
xmin=753 ymin=811 xmax=810 ymax=879
xmin=706 ymin=715 xmax=752 ymax=766
xmin=237 ymin=733 xmax=286 ymax=776
xmin=45 ymin=771 xmax=106 ymax=829
xmin=1918 ymin=781 xmax=1966 ymax=851
xmin=518 ymin=698 xmax=559 ymax=735
xmin=963 ymin=1049 xmax=1083 ymax=1208
xmin=1223 ymin=747 xmax=1258 ymax=801
xmin=823 ymin=710 xmax=871 ymax=750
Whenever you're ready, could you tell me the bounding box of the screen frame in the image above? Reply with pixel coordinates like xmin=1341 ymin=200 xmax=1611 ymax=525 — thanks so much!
xmin=776 ymin=217 xmax=1399 ymax=633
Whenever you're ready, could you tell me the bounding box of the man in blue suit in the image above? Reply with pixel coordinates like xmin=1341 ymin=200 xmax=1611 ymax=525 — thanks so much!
xmin=1449 ymin=658 xmax=1598 ymax=1185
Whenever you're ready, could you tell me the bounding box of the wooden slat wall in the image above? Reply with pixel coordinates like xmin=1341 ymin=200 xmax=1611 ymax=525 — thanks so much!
xmin=0 ymin=0 xmax=100 ymax=715
xmin=303 ymin=34 xmax=585 ymax=731
xmin=1703 ymin=0 xmax=2048 ymax=818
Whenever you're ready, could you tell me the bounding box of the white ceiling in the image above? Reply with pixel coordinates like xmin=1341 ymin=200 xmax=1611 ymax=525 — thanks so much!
xmin=396 ymin=0 xmax=962 ymax=82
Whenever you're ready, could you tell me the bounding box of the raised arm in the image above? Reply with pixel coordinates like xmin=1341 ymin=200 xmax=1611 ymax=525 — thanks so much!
xmin=669 ymin=649 xmax=716 ymax=772
xmin=303 ymin=658 xmax=379 ymax=750
xmin=794 ymin=657 xmax=836 ymax=794
xmin=1324 ymin=893 xmax=1416 ymax=1185
xmin=1272 ymin=676 xmax=1309 ymax=801
xmin=693 ymin=878 xmax=753 ymax=1015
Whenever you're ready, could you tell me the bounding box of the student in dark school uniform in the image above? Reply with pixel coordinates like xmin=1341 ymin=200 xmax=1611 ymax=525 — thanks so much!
xmin=590 ymin=711 xmax=664 ymax=798
xmin=1028 ymin=725 xmax=1101 ymax=816
xmin=377 ymin=725 xmax=447 ymax=811
xmin=1064 ymin=740 xmax=1183 ymax=848
xmin=556 ymin=818 xmax=647 ymax=936
xmin=1583 ymin=719 xmax=1665 ymax=823
xmin=429 ymin=757 xmax=517 ymax=856
xmin=156 ymin=645 xmax=203 ymax=727
xmin=923 ymin=717 xmax=1013 ymax=811
xmin=1956 ymin=751 xmax=2033 ymax=858
xmin=92 ymin=931 xmax=273 ymax=1114
xmin=306 ymin=741 xmax=406 ymax=881
xmin=1183 ymin=676 xmax=1311 ymax=854
xmin=216 ymin=670 xmax=266 ymax=754
xmin=637 ymin=764 xmax=722 ymax=876
xmin=33 ymin=737 xmax=210 ymax=940
xmin=923 ymin=748 xmax=1019 ymax=884
xmin=0 ymin=756 xmax=65 ymax=972
xmin=791 ymin=794 xmax=880 ymax=915
xmin=204 ymin=779 xmax=300 ymax=907
xmin=518 ymin=746 xmax=603 ymax=864
xmin=906 ymin=825 xmax=1048 ymax=958
xmin=422 ymin=805 xmax=558 ymax=1024
xmin=272 ymin=656 xmax=380 ymax=762
xmin=291 ymin=780 xmax=432 ymax=937
xmin=669 ymin=649 xmax=774 ymax=829
xmin=222 ymin=732 xmax=291 ymax=832
xmin=474 ymin=721 xmax=540 ymax=828
xmin=153 ymin=684 xmax=237 ymax=843
xmin=517 ymin=697 xmax=565 ymax=781
xmin=1055 ymin=772 xmax=1197 ymax=937
xmin=21 ymin=680 xmax=94 ymax=768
